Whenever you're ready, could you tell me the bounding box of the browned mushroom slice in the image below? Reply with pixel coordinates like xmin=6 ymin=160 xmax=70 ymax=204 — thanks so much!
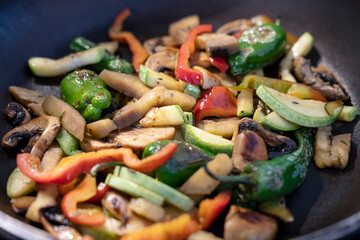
xmin=234 ymin=118 xmax=297 ymax=159
xmin=9 ymin=86 xmax=46 ymax=106
xmin=4 ymin=102 xmax=31 ymax=126
xmin=169 ymin=15 xmax=200 ymax=44
xmin=188 ymin=230 xmax=223 ymax=240
xmin=144 ymin=50 xmax=177 ymax=74
xmin=144 ymin=35 xmax=179 ymax=55
xmin=158 ymin=88 xmax=196 ymax=111
xmin=224 ymin=205 xmax=278 ymax=240
xmin=193 ymin=66 xmax=222 ymax=89
xmin=293 ymin=56 xmax=349 ymax=101
xmin=196 ymin=33 xmax=240 ymax=57
xmin=102 ymin=191 xmax=131 ymax=223
xmin=216 ymin=19 xmax=254 ymax=35
xmin=10 ymin=196 xmax=36 ymax=215
xmin=189 ymin=51 xmax=212 ymax=68
xmin=80 ymin=137 xmax=120 ymax=152
xmin=42 ymin=96 xmax=86 ymax=141
xmin=250 ymin=15 xmax=274 ymax=25
xmin=2 ymin=116 xmax=60 ymax=158
xmin=99 ymin=69 xmax=151 ymax=99
xmin=86 ymin=119 xmax=117 ymax=139
xmin=232 ymin=130 xmax=268 ymax=172
xmin=28 ymin=103 xmax=48 ymax=116
xmin=109 ymin=126 xmax=175 ymax=152
xmin=39 ymin=206 xmax=85 ymax=240
xmin=196 ymin=117 xmax=241 ymax=138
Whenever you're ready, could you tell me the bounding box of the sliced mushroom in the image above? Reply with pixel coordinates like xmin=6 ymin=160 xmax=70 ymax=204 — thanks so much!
xmin=169 ymin=15 xmax=200 ymax=44
xmin=250 ymin=15 xmax=274 ymax=25
xmin=188 ymin=231 xmax=223 ymax=240
xmin=39 ymin=206 xmax=84 ymax=240
xmin=42 ymin=96 xmax=86 ymax=141
xmin=9 ymin=86 xmax=46 ymax=106
xmin=129 ymin=198 xmax=166 ymax=222
xmin=4 ymin=102 xmax=31 ymax=126
xmin=99 ymin=69 xmax=151 ymax=99
xmin=86 ymin=118 xmax=117 ymax=139
xmin=41 ymin=143 xmax=63 ymax=170
xmin=196 ymin=33 xmax=240 ymax=57
xmin=213 ymin=72 xmax=238 ymax=96
xmin=102 ymin=191 xmax=131 ymax=223
xmin=144 ymin=35 xmax=179 ymax=55
xmin=28 ymin=103 xmax=48 ymax=116
xmin=2 ymin=116 xmax=60 ymax=158
xmin=234 ymin=118 xmax=297 ymax=159
xmin=193 ymin=66 xmax=222 ymax=89
xmin=216 ymin=19 xmax=254 ymax=35
xmin=144 ymin=50 xmax=177 ymax=74
xmin=293 ymin=56 xmax=349 ymax=101
xmin=224 ymin=205 xmax=278 ymax=240
xmin=232 ymin=130 xmax=268 ymax=172
xmin=196 ymin=117 xmax=241 ymax=138
xmin=80 ymin=137 xmax=120 ymax=152
xmin=108 ymin=126 xmax=175 ymax=152
xmin=314 ymin=126 xmax=351 ymax=169
xmin=10 ymin=196 xmax=36 ymax=215
xmin=189 ymin=51 xmax=212 ymax=68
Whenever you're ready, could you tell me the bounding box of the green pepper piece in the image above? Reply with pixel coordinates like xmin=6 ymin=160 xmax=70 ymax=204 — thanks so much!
xmin=142 ymin=140 xmax=213 ymax=188
xmin=229 ymin=23 xmax=286 ymax=75
xmin=56 ymin=127 xmax=82 ymax=156
xmin=61 ymin=69 xmax=112 ymax=122
xmin=70 ymin=37 xmax=134 ymax=74
xmin=205 ymin=128 xmax=314 ymax=201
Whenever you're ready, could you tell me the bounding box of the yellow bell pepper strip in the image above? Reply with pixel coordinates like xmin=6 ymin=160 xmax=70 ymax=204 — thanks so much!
xmin=17 ymin=143 xmax=177 ymax=185
xmin=61 ymin=174 xmax=106 ymax=226
xmin=120 ymin=214 xmax=200 ymax=240
xmin=230 ymin=75 xmax=327 ymax=102
xmin=175 ymin=24 xmax=213 ymax=85
xmin=197 ymin=191 xmax=231 ymax=230
xmin=109 ymin=9 xmax=149 ymax=73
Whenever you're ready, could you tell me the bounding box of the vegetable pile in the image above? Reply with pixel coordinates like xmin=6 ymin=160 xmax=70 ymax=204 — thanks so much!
xmin=3 ymin=8 xmax=357 ymax=240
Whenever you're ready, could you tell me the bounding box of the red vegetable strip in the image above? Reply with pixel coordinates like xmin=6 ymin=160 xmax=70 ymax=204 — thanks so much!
xmin=17 ymin=143 xmax=177 ymax=184
xmin=108 ymin=8 xmax=131 ymax=36
xmin=197 ymin=191 xmax=231 ymax=230
xmin=86 ymin=182 xmax=110 ymax=203
xmin=61 ymin=174 xmax=106 ymax=226
xmin=175 ymin=24 xmax=213 ymax=85
xmin=209 ymin=56 xmax=229 ymax=72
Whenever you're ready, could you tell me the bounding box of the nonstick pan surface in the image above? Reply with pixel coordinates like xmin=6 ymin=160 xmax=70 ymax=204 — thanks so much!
xmin=0 ymin=0 xmax=360 ymax=239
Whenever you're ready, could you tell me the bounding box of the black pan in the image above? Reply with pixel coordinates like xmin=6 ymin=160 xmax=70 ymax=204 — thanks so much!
xmin=1 ymin=0 xmax=360 ymax=239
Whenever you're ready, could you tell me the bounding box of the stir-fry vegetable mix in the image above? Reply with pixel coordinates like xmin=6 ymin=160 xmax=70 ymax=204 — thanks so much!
xmin=3 ymin=8 xmax=357 ymax=240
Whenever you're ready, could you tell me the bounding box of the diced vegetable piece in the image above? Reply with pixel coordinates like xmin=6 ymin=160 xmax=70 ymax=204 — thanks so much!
xmin=139 ymin=65 xmax=186 ymax=91
xmin=256 ymin=85 xmax=342 ymax=127
xmin=195 ymin=117 xmax=240 ymax=138
xmin=183 ymin=84 xmax=201 ymax=100
xmin=119 ymin=167 xmax=194 ymax=211
xmin=139 ymin=105 xmax=187 ymax=127
xmin=324 ymin=100 xmax=344 ymax=116
xmin=179 ymin=154 xmax=233 ymax=195
xmin=237 ymin=88 xmax=254 ymax=117
xmin=129 ymin=198 xmax=166 ymax=222
xmin=182 ymin=124 xmax=234 ymax=156
xmin=8 ymin=86 xmax=46 ymax=106
xmin=7 ymin=168 xmax=35 ymax=199
xmin=184 ymin=112 xmax=194 ymax=125
xmin=28 ymin=46 xmax=105 ymax=77
xmin=338 ymin=106 xmax=357 ymax=122
xmin=253 ymin=106 xmax=266 ymax=123
xmin=259 ymin=111 xmax=300 ymax=131
xmin=258 ymin=198 xmax=294 ymax=222
xmin=188 ymin=231 xmax=223 ymax=240
xmin=101 ymin=191 xmax=130 ymax=223
xmin=86 ymin=119 xmax=117 ymax=139
xmin=105 ymin=174 xmax=164 ymax=206
xmin=10 ymin=196 xmax=36 ymax=215
xmin=279 ymin=32 xmax=314 ymax=82
xmin=56 ymin=127 xmax=82 ymax=156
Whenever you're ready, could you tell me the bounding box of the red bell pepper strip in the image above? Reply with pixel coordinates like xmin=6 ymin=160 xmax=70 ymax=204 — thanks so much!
xmin=87 ymin=182 xmax=110 ymax=203
xmin=175 ymin=24 xmax=213 ymax=85
xmin=196 ymin=191 xmax=231 ymax=230
xmin=17 ymin=143 xmax=177 ymax=185
xmin=193 ymin=86 xmax=237 ymax=121
xmin=109 ymin=9 xmax=149 ymax=73
xmin=120 ymin=214 xmax=200 ymax=240
xmin=230 ymin=75 xmax=327 ymax=102
xmin=61 ymin=174 xmax=106 ymax=226
xmin=209 ymin=56 xmax=229 ymax=72
xmin=232 ymin=31 xmax=243 ymax=39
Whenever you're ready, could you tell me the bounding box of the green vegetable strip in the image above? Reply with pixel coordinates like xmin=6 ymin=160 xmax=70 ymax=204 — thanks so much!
xmin=56 ymin=128 xmax=82 ymax=156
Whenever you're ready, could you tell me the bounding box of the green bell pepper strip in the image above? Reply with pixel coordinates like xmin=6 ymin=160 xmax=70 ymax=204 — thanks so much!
xmin=70 ymin=37 xmax=134 ymax=74
xmin=61 ymin=69 xmax=112 ymax=122
xmin=228 ymin=23 xmax=286 ymax=75
xmin=56 ymin=128 xmax=83 ymax=156
xmin=142 ymin=140 xmax=213 ymax=188
xmin=204 ymin=128 xmax=314 ymax=201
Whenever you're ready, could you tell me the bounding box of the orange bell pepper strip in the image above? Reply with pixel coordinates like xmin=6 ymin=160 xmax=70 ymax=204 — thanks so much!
xmin=192 ymin=86 xmax=237 ymax=121
xmin=17 ymin=143 xmax=177 ymax=185
xmin=197 ymin=191 xmax=231 ymax=230
xmin=175 ymin=24 xmax=213 ymax=85
xmin=120 ymin=214 xmax=200 ymax=240
xmin=109 ymin=9 xmax=149 ymax=73
xmin=61 ymin=174 xmax=106 ymax=226
xmin=229 ymin=75 xmax=327 ymax=102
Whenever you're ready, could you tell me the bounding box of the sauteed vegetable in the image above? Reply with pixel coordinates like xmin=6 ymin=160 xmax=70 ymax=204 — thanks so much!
xmin=2 ymin=8 xmax=357 ymax=240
